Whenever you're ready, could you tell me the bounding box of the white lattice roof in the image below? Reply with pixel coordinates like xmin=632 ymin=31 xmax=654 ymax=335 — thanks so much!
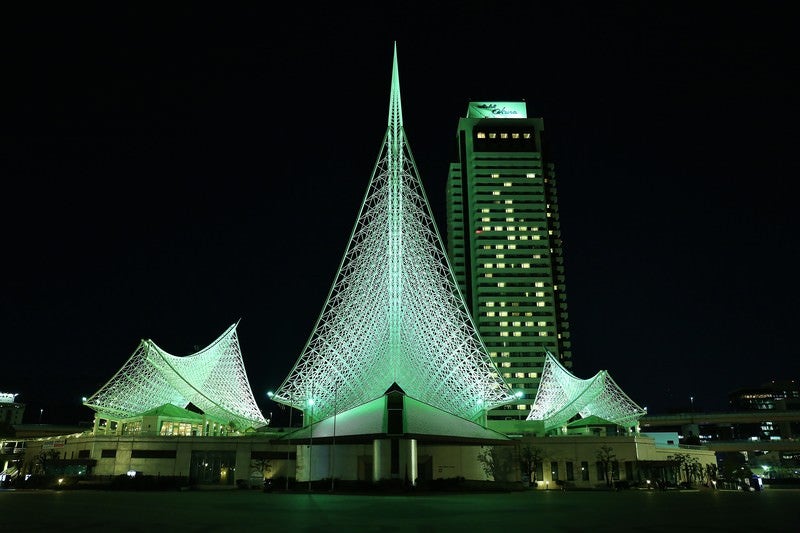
xmin=84 ymin=322 xmax=267 ymax=430
xmin=272 ymin=44 xmax=514 ymax=422
xmin=526 ymin=351 xmax=646 ymax=431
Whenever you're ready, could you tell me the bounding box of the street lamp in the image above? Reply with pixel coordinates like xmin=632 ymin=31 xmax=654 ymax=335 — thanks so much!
xmin=307 ymin=397 xmax=315 ymax=492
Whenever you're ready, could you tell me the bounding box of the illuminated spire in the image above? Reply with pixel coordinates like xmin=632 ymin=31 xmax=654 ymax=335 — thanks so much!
xmin=84 ymin=322 xmax=268 ymax=430
xmin=273 ymin=44 xmax=514 ymax=422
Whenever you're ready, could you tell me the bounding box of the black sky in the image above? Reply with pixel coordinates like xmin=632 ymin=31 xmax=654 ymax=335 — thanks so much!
xmin=2 ymin=3 xmax=797 ymax=424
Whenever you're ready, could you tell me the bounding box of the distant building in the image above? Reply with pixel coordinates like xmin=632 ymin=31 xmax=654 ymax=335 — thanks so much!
xmin=446 ymin=101 xmax=572 ymax=422
xmin=0 ymin=393 xmax=25 ymax=427
xmin=729 ymin=380 xmax=800 ymax=411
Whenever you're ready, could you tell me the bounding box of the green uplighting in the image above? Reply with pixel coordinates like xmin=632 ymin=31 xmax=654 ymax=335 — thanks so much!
xmin=271 ymin=43 xmax=515 ymax=424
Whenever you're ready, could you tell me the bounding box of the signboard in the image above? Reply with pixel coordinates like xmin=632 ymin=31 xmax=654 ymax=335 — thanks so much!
xmin=467 ymin=101 xmax=527 ymax=119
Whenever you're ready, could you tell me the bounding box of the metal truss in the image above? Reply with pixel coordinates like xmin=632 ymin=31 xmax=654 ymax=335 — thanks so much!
xmin=526 ymin=351 xmax=646 ymax=431
xmin=273 ymin=44 xmax=514 ymax=423
xmin=84 ymin=322 xmax=267 ymax=430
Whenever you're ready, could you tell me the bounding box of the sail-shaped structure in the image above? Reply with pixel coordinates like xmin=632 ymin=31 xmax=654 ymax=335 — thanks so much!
xmin=526 ymin=350 xmax=646 ymax=431
xmin=273 ymin=44 xmax=514 ymax=423
xmin=84 ymin=322 xmax=267 ymax=431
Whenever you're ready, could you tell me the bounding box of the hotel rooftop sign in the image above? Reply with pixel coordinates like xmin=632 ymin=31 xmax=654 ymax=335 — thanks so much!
xmin=467 ymin=101 xmax=527 ymax=118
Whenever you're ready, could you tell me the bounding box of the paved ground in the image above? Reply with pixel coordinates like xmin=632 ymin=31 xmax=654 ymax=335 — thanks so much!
xmin=1 ymin=488 xmax=797 ymax=532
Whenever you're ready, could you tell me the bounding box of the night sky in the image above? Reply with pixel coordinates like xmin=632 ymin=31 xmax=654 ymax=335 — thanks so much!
xmin=3 ymin=4 xmax=797 ymax=424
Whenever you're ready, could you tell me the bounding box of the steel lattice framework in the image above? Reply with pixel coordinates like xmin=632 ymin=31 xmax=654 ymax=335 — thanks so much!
xmin=526 ymin=350 xmax=646 ymax=431
xmin=273 ymin=44 xmax=514 ymax=422
xmin=84 ymin=322 xmax=267 ymax=430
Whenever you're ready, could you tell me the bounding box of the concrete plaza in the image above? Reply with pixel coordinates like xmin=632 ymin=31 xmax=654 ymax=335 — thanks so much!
xmin=1 ymin=488 xmax=797 ymax=532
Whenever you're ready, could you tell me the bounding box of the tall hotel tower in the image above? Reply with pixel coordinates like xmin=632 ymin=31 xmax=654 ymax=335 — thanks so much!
xmin=446 ymin=101 xmax=572 ymax=422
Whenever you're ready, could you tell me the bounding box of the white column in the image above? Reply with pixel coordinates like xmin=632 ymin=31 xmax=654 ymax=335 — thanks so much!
xmin=409 ymin=439 xmax=418 ymax=486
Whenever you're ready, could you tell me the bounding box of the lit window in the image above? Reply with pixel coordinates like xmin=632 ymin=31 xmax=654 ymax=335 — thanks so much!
xmin=528 ymin=372 xmax=538 ymax=378
xmin=491 ymin=173 xmax=500 ymax=178
xmin=524 ymin=133 xmax=532 ymax=139
xmin=512 ymin=133 xmax=520 ymax=139
xmin=492 ymin=191 xmax=500 ymax=196
xmin=499 ymin=311 xmax=508 ymax=317
xmin=535 ymin=282 xmax=544 ymax=287
xmin=536 ymin=292 xmax=545 ymax=297
xmin=504 ymin=200 xmax=513 ymax=204
xmin=481 ymin=208 xmax=490 ymax=213
xmin=501 ymin=133 xmax=508 ymax=139
xmin=503 ymin=182 xmax=512 ymax=187
xmin=515 ymin=372 xmax=525 ymax=378
xmin=526 ymin=173 xmax=536 ymax=178
xmin=487 ymin=312 xmax=495 ymax=317
xmin=477 ymin=132 xmax=486 ymax=138
xmin=497 ymin=282 xmax=505 ymax=287
xmin=501 ymin=362 xmax=511 ymax=368
xmin=505 ymin=208 xmax=514 ymax=213
xmin=536 ymin=302 xmax=545 ymax=307
xmin=513 ymin=331 xmax=522 ymax=337
xmin=522 ymin=263 xmax=530 ymax=268
xmin=489 ymin=133 xmax=497 ymax=139
xmin=537 ymin=321 xmax=547 ymax=327
xmin=539 ymin=331 xmax=548 ymax=337
xmin=533 ymin=235 xmax=541 ymax=240
xmin=517 ymin=404 xmax=528 ymax=410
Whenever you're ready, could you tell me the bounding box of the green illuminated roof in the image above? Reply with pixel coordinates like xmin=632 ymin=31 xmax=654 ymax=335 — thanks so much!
xmin=138 ymin=403 xmax=205 ymax=420
xmin=527 ymin=351 xmax=646 ymax=431
xmin=280 ymin=388 xmax=510 ymax=443
xmin=273 ymin=43 xmax=515 ymax=422
xmin=84 ymin=322 xmax=267 ymax=430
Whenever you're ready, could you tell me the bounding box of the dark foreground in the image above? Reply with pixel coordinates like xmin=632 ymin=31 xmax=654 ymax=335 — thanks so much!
xmin=1 ymin=488 xmax=798 ymax=532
